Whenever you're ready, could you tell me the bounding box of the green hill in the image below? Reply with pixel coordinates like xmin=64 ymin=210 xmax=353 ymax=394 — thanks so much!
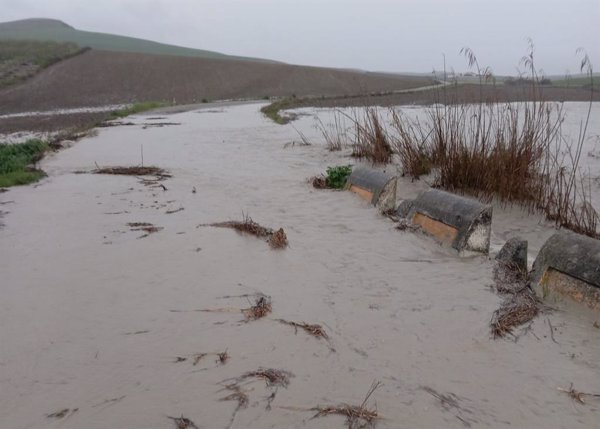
xmin=0 ymin=18 xmax=274 ymax=63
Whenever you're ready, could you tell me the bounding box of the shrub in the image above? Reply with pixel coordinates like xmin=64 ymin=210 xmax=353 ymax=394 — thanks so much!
xmin=0 ymin=139 xmax=48 ymax=187
xmin=325 ymin=165 xmax=352 ymax=189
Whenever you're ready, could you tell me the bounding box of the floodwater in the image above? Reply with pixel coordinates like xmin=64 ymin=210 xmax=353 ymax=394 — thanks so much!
xmin=0 ymin=102 xmax=599 ymax=428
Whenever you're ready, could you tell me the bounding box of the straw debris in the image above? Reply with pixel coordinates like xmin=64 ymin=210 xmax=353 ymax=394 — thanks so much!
xmin=303 ymin=381 xmax=382 ymax=428
xmin=311 ymin=175 xmax=329 ymax=189
xmin=203 ymin=215 xmax=288 ymax=249
xmin=238 ymin=368 xmax=294 ymax=388
xmin=489 ymin=258 xmax=545 ymax=339
xmin=167 ymin=415 xmax=199 ymax=429
xmin=46 ymin=408 xmax=77 ymax=419
xmin=490 ymin=289 xmax=541 ymax=338
xmin=127 ymin=222 xmax=163 ymax=238
xmin=93 ymin=166 xmax=170 ymax=177
xmin=242 ymin=295 xmax=272 ymax=321
xmin=558 ymin=383 xmax=600 ymax=404
xmin=277 ymin=319 xmax=329 ymax=339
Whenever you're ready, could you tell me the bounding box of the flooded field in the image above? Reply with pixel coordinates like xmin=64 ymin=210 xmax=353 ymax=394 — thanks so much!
xmin=0 ymin=102 xmax=599 ymax=428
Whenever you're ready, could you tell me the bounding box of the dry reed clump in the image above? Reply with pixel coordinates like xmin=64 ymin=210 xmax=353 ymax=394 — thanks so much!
xmin=322 ymin=48 xmax=598 ymax=238
xmin=389 ymin=109 xmax=432 ymax=179
xmin=316 ymin=112 xmax=348 ymax=151
xmin=93 ymin=166 xmax=170 ymax=177
xmin=277 ymin=319 xmax=329 ymax=339
xmin=168 ymin=415 xmax=199 ymax=429
xmin=242 ymin=295 xmax=272 ymax=321
xmin=204 ymin=215 xmax=288 ymax=249
xmin=350 ymin=107 xmax=393 ymax=164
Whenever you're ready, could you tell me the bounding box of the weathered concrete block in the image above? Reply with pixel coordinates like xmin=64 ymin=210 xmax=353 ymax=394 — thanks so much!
xmin=397 ymin=189 xmax=492 ymax=254
xmin=345 ymin=166 xmax=397 ymax=212
xmin=531 ymin=231 xmax=600 ymax=310
xmin=496 ymin=237 xmax=528 ymax=272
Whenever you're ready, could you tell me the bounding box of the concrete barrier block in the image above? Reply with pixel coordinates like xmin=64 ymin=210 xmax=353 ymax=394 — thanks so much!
xmin=397 ymin=189 xmax=492 ymax=254
xmin=496 ymin=237 xmax=528 ymax=272
xmin=345 ymin=166 xmax=397 ymax=212
xmin=531 ymin=232 xmax=600 ymax=310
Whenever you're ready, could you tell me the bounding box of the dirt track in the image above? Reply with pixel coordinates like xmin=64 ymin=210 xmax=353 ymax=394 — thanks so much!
xmin=0 ymin=49 xmax=431 ymax=114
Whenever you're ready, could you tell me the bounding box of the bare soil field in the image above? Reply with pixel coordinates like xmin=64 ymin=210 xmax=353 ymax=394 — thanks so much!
xmin=0 ymin=49 xmax=431 ymax=115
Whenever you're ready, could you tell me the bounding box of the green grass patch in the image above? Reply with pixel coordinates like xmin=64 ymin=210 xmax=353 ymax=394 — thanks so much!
xmin=0 ymin=139 xmax=49 ymax=187
xmin=0 ymin=40 xmax=87 ymax=88
xmin=261 ymin=98 xmax=297 ymax=124
xmin=325 ymin=165 xmax=353 ymax=189
xmin=110 ymin=101 xmax=165 ymax=118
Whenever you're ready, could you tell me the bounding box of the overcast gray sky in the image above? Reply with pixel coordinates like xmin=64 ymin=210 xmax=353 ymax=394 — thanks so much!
xmin=1 ymin=0 xmax=599 ymax=75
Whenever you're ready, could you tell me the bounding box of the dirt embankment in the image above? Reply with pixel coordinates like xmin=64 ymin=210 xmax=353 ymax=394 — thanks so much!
xmin=0 ymin=49 xmax=431 ymax=115
xmin=282 ymin=83 xmax=600 ymax=111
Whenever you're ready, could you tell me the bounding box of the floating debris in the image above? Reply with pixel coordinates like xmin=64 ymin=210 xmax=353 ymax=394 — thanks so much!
xmin=201 ymin=215 xmax=288 ymax=249
xmin=166 ymin=207 xmax=184 ymax=214
xmin=422 ymin=385 xmax=475 ymax=427
xmin=233 ymin=368 xmax=293 ymax=388
xmin=168 ymin=415 xmax=199 ymax=429
xmin=127 ymin=222 xmax=163 ymax=238
xmin=242 ymin=295 xmax=272 ymax=321
xmin=285 ymin=381 xmax=382 ymax=428
xmin=217 ymin=350 xmax=230 ymax=365
xmin=277 ymin=319 xmax=328 ymax=339
xmin=46 ymin=408 xmax=78 ymax=419
xmin=557 ymin=383 xmax=600 ymax=404
xmin=490 ymin=290 xmax=541 ymax=339
xmin=93 ymin=166 xmax=170 ymax=177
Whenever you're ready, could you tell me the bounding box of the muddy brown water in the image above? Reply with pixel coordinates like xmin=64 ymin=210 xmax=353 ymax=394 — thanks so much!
xmin=0 ymin=103 xmax=599 ymax=428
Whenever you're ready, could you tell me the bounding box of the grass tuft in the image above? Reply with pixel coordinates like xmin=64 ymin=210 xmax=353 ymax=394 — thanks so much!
xmin=110 ymin=101 xmax=165 ymax=118
xmin=0 ymin=139 xmax=49 ymax=187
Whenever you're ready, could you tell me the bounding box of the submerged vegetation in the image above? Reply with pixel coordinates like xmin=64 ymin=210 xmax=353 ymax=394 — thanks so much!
xmin=0 ymin=139 xmax=49 ymax=187
xmin=110 ymin=101 xmax=165 ymax=118
xmin=260 ymin=98 xmax=296 ymax=124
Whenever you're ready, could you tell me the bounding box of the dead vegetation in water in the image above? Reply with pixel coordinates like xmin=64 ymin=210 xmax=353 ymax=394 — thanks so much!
xmin=174 ymin=350 xmax=229 ymax=365
xmin=311 ymin=175 xmax=329 ymax=189
xmin=194 ymin=293 xmax=273 ymax=322
xmin=232 ymin=368 xmax=294 ymax=388
xmin=490 ymin=288 xmax=542 ymax=339
xmin=277 ymin=319 xmax=329 ymax=339
xmin=93 ymin=165 xmax=170 ymax=177
xmin=242 ymin=295 xmax=273 ymax=320
xmin=219 ymin=385 xmax=250 ymax=429
xmin=284 ymin=381 xmax=382 ymax=428
xmin=422 ymin=386 xmax=476 ymax=427
xmin=167 ymin=415 xmax=199 ymax=429
xmin=46 ymin=408 xmax=78 ymax=419
xmin=557 ymin=383 xmax=600 ymax=404
xmin=489 ymin=260 xmax=545 ymax=339
xmin=127 ymin=222 xmax=163 ymax=238
xmin=201 ymin=215 xmax=288 ymax=249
